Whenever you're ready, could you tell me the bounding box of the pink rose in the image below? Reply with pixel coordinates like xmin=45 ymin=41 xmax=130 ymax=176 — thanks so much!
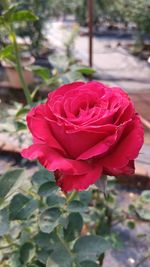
xmin=21 ymin=81 xmax=144 ymax=191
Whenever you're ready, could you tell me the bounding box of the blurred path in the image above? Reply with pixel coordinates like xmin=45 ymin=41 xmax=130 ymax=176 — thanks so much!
xmin=45 ymin=20 xmax=150 ymax=91
xmin=75 ymin=35 xmax=150 ymax=92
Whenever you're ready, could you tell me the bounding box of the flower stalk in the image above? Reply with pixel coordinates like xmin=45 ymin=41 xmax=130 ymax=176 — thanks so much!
xmin=10 ymin=26 xmax=32 ymax=105
xmin=66 ymin=191 xmax=78 ymax=205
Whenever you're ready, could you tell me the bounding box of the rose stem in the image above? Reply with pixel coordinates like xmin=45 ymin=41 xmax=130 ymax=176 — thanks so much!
xmin=66 ymin=191 xmax=78 ymax=205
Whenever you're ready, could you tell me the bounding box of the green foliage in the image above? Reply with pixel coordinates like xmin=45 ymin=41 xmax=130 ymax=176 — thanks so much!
xmin=0 ymin=168 xmax=23 ymax=199
xmin=67 ymin=200 xmax=89 ymax=213
xmin=27 ymin=65 xmax=51 ymax=82
xmin=64 ymin=212 xmax=83 ymax=242
xmin=0 ymin=44 xmax=15 ymax=61
xmin=20 ymin=242 xmax=36 ymax=264
xmin=80 ymin=261 xmax=99 ymax=267
xmin=38 ymin=182 xmax=58 ymax=197
xmin=32 ymin=169 xmax=55 ymax=186
xmin=46 ymin=245 xmax=73 ymax=267
xmin=74 ymin=235 xmax=111 ymax=262
xmin=3 ymin=7 xmax=38 ymax=23
xmin=136 ymin=208 xmax=150 ymax=221
xmin=9 ymin=193 xmax=38 ymax=220
xmin=0 ymin=208 xmax=9 ymax=236
xmin=39 ymin=208 xmax=61 ymax=233
xmin=127 ymin=221 xmax=135 ymax=229
xmin=140 ymin=190 xmax=150 ymax=203
xmin=0 ymin=168 xmax=115 ymax=266
xmin=46 ymin=194 xmax=66 ymax=208
xmin=0 ymin=165 xmax=149 ymax=266
xmin=9 ymin=10 xmax=38 ymax=22
xmin=76 ymin=67 xmax=96 ymax=75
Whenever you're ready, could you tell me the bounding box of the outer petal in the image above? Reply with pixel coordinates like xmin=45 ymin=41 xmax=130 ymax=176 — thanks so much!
xmin=21 ymin=144 xmax=95 ymax=175
xmin=101 ymin=115 xmax=144 ymax=170
xmin=21 ymin=144 xmax=44 ymax=160
xmin=27 ymin=104 xmax=64 ymax=153
xmin=105 ymin=160 xmax=135 ymax=176
xmin=55 ymin=161 xmax=102 ymax=192
xmin=27 ymin=104 xmax=47 ymax=141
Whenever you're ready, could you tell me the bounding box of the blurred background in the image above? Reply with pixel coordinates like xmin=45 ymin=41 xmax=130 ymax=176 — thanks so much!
xmin=0 ymin=1 xmax=150 ymax=267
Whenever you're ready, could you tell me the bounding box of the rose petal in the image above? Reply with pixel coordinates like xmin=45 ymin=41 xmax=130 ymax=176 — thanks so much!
xmin=27 ymin=104 xmax=65 ymax=153
xmin=77 ymin=132 xmax=117 ymax=160
xmin=48 ymin=82 xmax=84 ymax=100
xmin=101 ymin=115 xmax=144 ymax=170
xmin=105 ymin=160 xmax=135 ymax=176
xmin=21 ymin=144 xmax=94 ymax=175
xmin=55 ymin=161 xmax=102 ymax=192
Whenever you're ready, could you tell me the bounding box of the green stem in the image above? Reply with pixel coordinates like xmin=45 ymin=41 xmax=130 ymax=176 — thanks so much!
xmin=10 ymin=26 xmax=32 ymax=105
xmin=67 ymin=191 xmax=78 ymax=205
xmin=56 ymin=225 xmax=73 ymax=257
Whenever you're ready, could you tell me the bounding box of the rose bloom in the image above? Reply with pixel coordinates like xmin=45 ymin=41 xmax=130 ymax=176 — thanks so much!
xmin=21 ymin=81 xmax=144 ymax=192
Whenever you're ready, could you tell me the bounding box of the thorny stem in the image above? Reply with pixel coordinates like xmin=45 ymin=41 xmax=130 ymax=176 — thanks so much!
xmin=10 ymin=26 xmax=32 ymax=105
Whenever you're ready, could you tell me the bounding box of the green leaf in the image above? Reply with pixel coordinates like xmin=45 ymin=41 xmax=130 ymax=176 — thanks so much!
xmin=78 ymin=191 xmax=92 ymax=206
xmin=38 ymin=250 xmax=50 ymax=264
xmin=0 ymin=44 xmax=14 ymax=60
xmin=59 ymin=214 xmax=69 ymax=229
xmin=28 ymin=65 xmax=50 ymax=81
xmin=46 ymin=194 xmax=66 ymax=208
xmin=20 ymin=242 xmax=35 ymax=264
xmin=2 ymin=3 xmax=19 ymax=20
xmin=140 ymin=190 xmax=150 ymax=203
xmin=46 ymin=246 xmax=72 ymax=267
xmin=67 ymin=200 xmax=88 ymax=213
xmin=16 ymin=107 xmax=29 ymax=117
xmin=76 ymin=67 xmax=96 ymax=75
xmin=136 ymin=208 xmax=150 ymax=221
xmin=74 ymin=235 xmax=111 ymax=262
xmin=0 ymin=207 xmax=9 ymax=236
xmin=10 ymin=10 xmax=38 ymax=22
xmin=64 ymin=212 xmax=83 ymax=242
xmin=15 ymin=121 xmax=26 ymax=131
xmin=80 ymin=261 xmax=99 ymax=267
xmin=8 ymin=251 xmax=21 ymax=267
xmin=20 ymin=228 xmax=31 ymax=245
xmin=39 ymin=208 xmax=61 ymax=233
xmin=32 ymin=169 xmax=54 ymax=186
xmin=0 ymin=168 xmax=23 ymax=199
xmin=9 ymin=193 xmax=38 ymax=220
xmin=38 ymin=182 xmax=58 ymax=197
xmin=0 ymin=16 xmax=4 ymax=25
xmin=64 ymin=70 xmax=83 ymax=83
xmin=49 ymin=54 xmax=69 ymax=71
xmin=127 ymin=221 xmax=135 ymax=229
xmin=107 ymin=232 xmax=123 ymax=250
xmin=34 ymin=232 xmax=51 ymax=249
